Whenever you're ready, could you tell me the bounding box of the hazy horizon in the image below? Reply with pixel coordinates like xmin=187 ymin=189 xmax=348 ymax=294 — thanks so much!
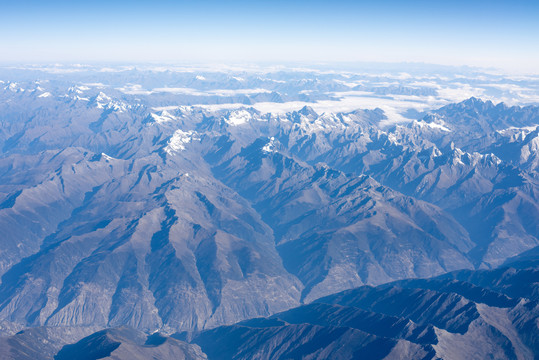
xmin=2 ymin=0 xmax=539 ymax=74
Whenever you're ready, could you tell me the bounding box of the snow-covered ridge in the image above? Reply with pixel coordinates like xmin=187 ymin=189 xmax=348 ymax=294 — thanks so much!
xmin=497 ymin=125 xmax=539 ymax=136
xmin=226 ymin=110 xmax=253 ymax=126
xmin=68 ymin=85 xmax=90 ymax=94
xmin=94 ymin=92 xmax=135 ymax=112
xmin=95 ymin=92 xmax=112 ymax=104
xmin=449 ymin=146 xmax=502 ymax=166
xmin=165 ymin=129 xmax=200 ymax=154
xmin=101 ymin=153 xmax=116 ymax=161
xmin=4 ymin=82 xmax=25 ymax=92
xmin=287 ymin=110 xmax=370 ymax=134
xmin=60 ymin=92 xmax=89 ymax=101
xmin=519 ymin=135 xmax=539 ymax=163
xmin=151 ymin=110 xmax=177 ymax=124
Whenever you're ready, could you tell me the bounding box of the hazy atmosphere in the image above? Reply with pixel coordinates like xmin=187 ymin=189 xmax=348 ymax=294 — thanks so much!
xmin=2 ymin=0 xmax=539 ymax=72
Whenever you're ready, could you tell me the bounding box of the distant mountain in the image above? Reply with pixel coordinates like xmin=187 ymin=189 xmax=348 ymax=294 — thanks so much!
xmin=258 ymin=98 xmax=539 ymax=268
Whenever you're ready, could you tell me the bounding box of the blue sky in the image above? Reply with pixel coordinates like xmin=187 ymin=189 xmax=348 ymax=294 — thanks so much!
xmin=1 ymin=0 xmax=538 ymax=73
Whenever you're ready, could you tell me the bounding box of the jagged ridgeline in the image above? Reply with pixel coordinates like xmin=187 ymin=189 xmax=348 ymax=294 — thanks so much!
xmin=0 ymin=68 xmax=537 ymax=359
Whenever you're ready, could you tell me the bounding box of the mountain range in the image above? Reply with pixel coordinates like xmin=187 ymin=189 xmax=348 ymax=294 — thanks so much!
xmin=0 ymin=73 xmax=537 ymax=359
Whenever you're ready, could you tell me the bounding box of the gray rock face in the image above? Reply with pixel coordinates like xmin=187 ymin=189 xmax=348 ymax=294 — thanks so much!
xmin=0 ymin=148 xmax=302 ymax=332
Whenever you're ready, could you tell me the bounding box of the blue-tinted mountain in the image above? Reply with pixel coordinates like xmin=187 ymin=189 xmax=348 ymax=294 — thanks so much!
xmin=189 ymin=261 xmax=538 ymax=359
xmin=0 ymin=69 xmax=537 ymax=359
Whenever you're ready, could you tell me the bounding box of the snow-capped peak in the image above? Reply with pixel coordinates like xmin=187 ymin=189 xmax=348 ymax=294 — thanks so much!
xmin=68 ymin=85 xmax=91 ymax=94
xmin=92 ymin=91 xmax=132 ymax=112
xmin=151 ymin=110 xmax=176 ymax=124
xmin=96 ymin=92 xmax=112 ymax=103
xmin=165 ymin=129 xmax=200 ymax=154
xmin=226 ymin=110 xmax=252 ymax=126
xmin=6 ymin=82 xmax=24 ymax=92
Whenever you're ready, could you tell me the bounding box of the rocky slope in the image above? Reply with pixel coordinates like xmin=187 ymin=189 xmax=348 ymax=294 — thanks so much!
xmin=188 ymin=259 xmax=538 ymax=359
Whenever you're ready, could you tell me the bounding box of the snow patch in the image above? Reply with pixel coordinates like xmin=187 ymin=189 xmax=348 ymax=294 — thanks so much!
xmin=151 ymin=111 xmax=176 ymax=123
xmin=262 ymin=137 xmax=276 ymax=153
xmin=94 ymin=92 xmax=132 ymax=112
xmin=6 ymin=83 xmax=24 ymax=92
xmin=226 ymin=110 xmax=252 ymax=126
xmin=497 ymin=125 xmax=538 ymax=135
xmin=101 ymin=153 xmax=115 ymax=161
xmin=68 ymin=85 xmax=91 ymax=94
xmin=38 ymin=92 xmax=52 ymax=98
xmin=415 ymin=120 xmax=451 ymax=132
xmin=96 ymin=92 xmax=112 ymax=103
xmin=165 ymin=130 xmax=200 ymax=154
